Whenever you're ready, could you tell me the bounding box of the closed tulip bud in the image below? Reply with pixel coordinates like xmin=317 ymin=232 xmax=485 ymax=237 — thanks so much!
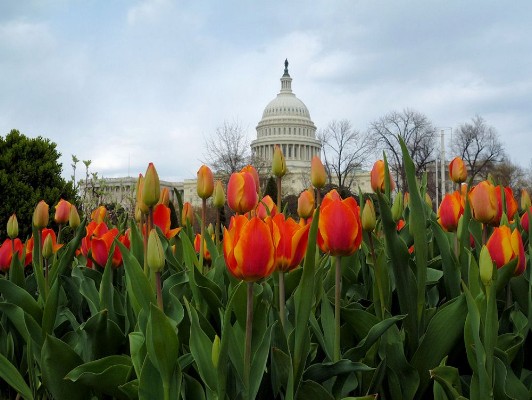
xmin=33 ymin=200 xmax=49 ymax=229
xmin=136 ymin=174 xmax=149 ymax=214
xmin=438 ymin=192 xmax=464 ymax=232
xmin=361 ymin=199 xmax=376 ymax=232
xmin=403 ymin=192 xmax=410 ymax=209
xmin=449 ymin=157 xmax=467 ymax=184
xmin=181 ymin=202 xmax=194 ymax=226
xmin=69 ymin=205 xmax=80 ymax=230
xmin=391 ymin=192 xmax=403 ymax=222
xmin=54 ymin=199 xmax=71 ymax=224
xmin=7 ymin=214 xmax=18 ymax=239
xmin=520 ymin=189 xmax=531 ymax=211
xmin=147 ymin=229 xmax=165 ymax=272
xmin=207 ymin=223 xmax=214 ymax=236
xmin=272 ymin=145 xmax=287 ymax=178
xmin=469 ymin=181 xmax=497 ymax=224
xmin=212 ymin=335 xmax=221 ymax=368
xmin=227 ymin=171 xmax=258 ymax=214
xmin=297 ymin=188 xmax=315 ymax=219
xmin=91 ymin=206 xmax=107 ymax=223
xmin=142 ymin=162 xmax=160 ymax=208
xmin=42 ymin=234 xmax=54 ymax=260
xmin=256 ymin=195 xmax=277 ymax=219
xmin=212 ymin=180 xmax=225 ymax=208
xmin=197 ymin=165 xmax=214 ymax=199
xmin=370 ymin=160 xmax=395 ymax=193
xmin=240 ymin=165 xmax=260 ymax=194
xmin=479 ymin=245 xmax=493 ymax=286
xmin=158 ymin=187 xmax=170 ymax=207
xmin=311 ymin=156 xmax=326 ymax=189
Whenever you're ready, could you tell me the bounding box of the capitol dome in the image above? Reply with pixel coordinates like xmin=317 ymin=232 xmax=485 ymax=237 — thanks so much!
xmin=251 ymin=60 xmax=321 ymax=184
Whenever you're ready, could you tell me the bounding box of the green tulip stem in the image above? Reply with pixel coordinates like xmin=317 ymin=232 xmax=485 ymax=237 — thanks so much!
xmin=215 ymin=208 xmax=221 ymax=246
xmin=334 ymin=255 xmax=342 ymax=362
xmin=200 ymin=198 xmax=206 ymax=274
xmin=279 ymin=270 xmax=286 ymax=329
xmin=276 ymin=176 xmax=282 ymax=211
xmin=316 ymin=188 xmax=321 ymax=207
xmin=57 ymin=223 xmax=63 ymax=244
xmin=244 ymin=281 xmax=254 ymax=398
xmin=142 ymin=213 xmax=148 ymax=275
xmin=369 ymin=234 xmax=385 ymax=319
xmin=156 ymin=271 xmax=164 ymax=311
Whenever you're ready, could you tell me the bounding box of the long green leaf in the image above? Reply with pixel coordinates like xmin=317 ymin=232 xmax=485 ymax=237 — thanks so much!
xmin=0 ymin=352 xmax=34 ymax=400
xmin=0 ymin=279 xmax=42 ymax=323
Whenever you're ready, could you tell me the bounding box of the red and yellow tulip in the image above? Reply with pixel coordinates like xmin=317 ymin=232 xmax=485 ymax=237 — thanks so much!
xmin=486 ymin=225 xmax=526 ymax=275
xmin=449 ymin=157 xmax=467 ymax=184
xmin=54 ymin=199 xmax=72 ymax=224
xmin=152 ymin=203 xmax=181 ymax=239
xmin=318 ymin=190 xmax=362 ymax=256
xmin=438 ymin=191 xmax=464 ymax=232
xmin=223 ymin=215 xmax=275 ymax=282
xmin=255 ymin=195 xmax=277 ymax=220
xmin=297 ymin=188 xmax=315 ymax=220
xmin=492 ymin=186 xmax=518 ymax=225
xmin=370 ymin=160 xmax=395 ymax=193
xmin=267 ymin=214 xmax=310 ymax=273
xmin=469 ymin=181 xmax=497 ymax=224
xmin=227 ymin=171 xmax=258 ymax=214
xmin=197 ymin=165 xmax=215 ymax=200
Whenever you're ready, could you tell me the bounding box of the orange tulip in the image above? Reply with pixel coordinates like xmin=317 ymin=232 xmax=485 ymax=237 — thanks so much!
xmin=197 ymin=165 xmax=215 ymax=200
xmin=370 ymin=160 xmax=395 ymax=193
xmin=256 ymin=195 xmax=277 ymax=219
xmin=469 ymin=181 xmax=497 ymax=224
xmin=438 ymin=191 xmax=464 ymax=232
xmin=0 ymin=238 xmax=24 ymax=271
xmin=181 ymin=202 xmax=195 ymax=226
xmin=318 ymin=190 xmax=362 ymax=256
xmin=194 ymin=233 xmax=212 ymax=265
xmin=25 ymin=228 xmax=63 ymax=266
xmin=136 ymin=174 xmax=149 ymax=214
xmin=520 ymin=207 xmax=531 ymax=233
xmin=227 ymin=171 xmax=258 ymax=214
xmin=54 ymin=199 xmax=72 ymax=224
xmin=267 ymin=214 xmax=310 ymax=272
xmin=396 ymin=219 xmax=406 ymax=231
xmin=449 ymin=157 xmax=467 ymax=184
xmin=91 ymin=206 xmax=107 ymax=223
xmin=297 ymin=188 xmax=315 ymax=219
xmin=91 ymin=228 xmax=130 ymax=268
xmin=33 ymin=200 xmax=49 ymax=228
xmin=240 ymin=165 xmax=260 ymax=194
xmin=486 ymin=225 xmax=526 ymax=275
xmin=152 ymin=203 xmax=181 ymax=239
xmin=223 ymin=215 xmax=275 ymax=282
xmin=311 ymin=156 xmax=327 ymax=189
xmin=80 ymin=221 xmax=109 ymax=268
xmin=492 ymin=186 xmax=518 ymax=225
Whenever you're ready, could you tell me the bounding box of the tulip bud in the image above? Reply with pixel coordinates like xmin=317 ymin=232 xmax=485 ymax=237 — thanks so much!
xmin=521 ymin=189 xmax=531 ymax=211
xmin=147 ymin=229 xmax=165 ymax=272
xmin=391 ymin=192 xmax=403 ymax=222
xmin=212 ymin=180 xmax=225 ymax=208
xmin=479 ymin=245 xmax=493 ymax=286
xmin=297 ymin=188 xmax=315 ymax=219
xmin=69 ymin=205 xmax=80 ymax=230
xmin=469 ymin=181 xmax=497 ymax=224
xmin=240 ymin=165 xmax=260 ymax=194
xmin=272 ymin=145 xmax=287 ymax=178
xmin=42 ymin=234 xmax=54 ymax=260
xmin=449 ymin=157 xmax=467 ymax=184
xmin=91 ymin=206 xmax=107 ymax=223
xmin=7 ymin=214 xmax=18 ymax=239
xmin=425 ymin=192 xmax=432 ymax=209
xmin=197 ymin=165 xmax=215 ymax=199
xmin=136 ymin=174 xmax=149 ymax=214
xmin=311 ymin=156 xmax=326 ymax=189
xmin=207 ymin=223 xmax=214 ymax=236
xmin=370 ymin=160 xmax=395 ymax=193
xmin=33 ymin=200 xmax=49 ymax=229
xmin=142 ymin=162 xmax=160 ymax=208
xmin=212 ymin=335 xmax=221 ymax=368
xmin=361 ymin=199 xmax=376 ymax=232
xmin=54 ymin=199 xmax=71 ymax=224
xmin=158 ymin=187 xmax=170 ymax=207
xmin=403 ymin=192 xmax=410 ymax=210
xmin=134 ymin=205 xmax=142 ymax=223
xmin=181 ymin=202 xmax=194 ymax=226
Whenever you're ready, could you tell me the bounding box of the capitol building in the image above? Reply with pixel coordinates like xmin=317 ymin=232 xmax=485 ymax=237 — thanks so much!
xmin=80 ymin=60 xmax=371 ymax=212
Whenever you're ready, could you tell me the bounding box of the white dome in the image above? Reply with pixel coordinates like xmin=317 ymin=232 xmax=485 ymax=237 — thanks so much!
xmin=262 ymin=94 xmax=311 ymax=119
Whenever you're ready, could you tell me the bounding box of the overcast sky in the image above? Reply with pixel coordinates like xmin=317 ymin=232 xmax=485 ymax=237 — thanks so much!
xmin=1 ymin=1 xmax=531 ymax=182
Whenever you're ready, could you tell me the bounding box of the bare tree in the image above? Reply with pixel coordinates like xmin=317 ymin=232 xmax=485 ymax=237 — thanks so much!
xmin=318 ymin=119 xmax=373 ymax=192
xmin=203 ymin=120 xmax=251 ymax=178
xmin=451 ymin=115 xmax=506 ymax=182
xmin=368 ymin=109 xmax=436 ymax=191
xmin=489 ymin=157 xmax=526 ymax=188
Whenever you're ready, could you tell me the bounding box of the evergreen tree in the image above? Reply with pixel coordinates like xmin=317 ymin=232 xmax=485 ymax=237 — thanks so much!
xmin=0 ymin=129 xmax=77 ymax=239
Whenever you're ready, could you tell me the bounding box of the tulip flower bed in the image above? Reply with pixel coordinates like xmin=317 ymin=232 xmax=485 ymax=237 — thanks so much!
xmin=0 ymin=142 xmax=531 ymax=400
